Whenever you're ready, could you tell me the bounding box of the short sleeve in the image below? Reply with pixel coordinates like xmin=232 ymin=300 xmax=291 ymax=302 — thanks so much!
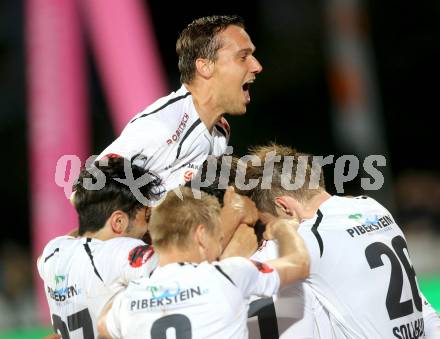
xmin=217 ymin=257 xmax=280 ymax=299
xmin=250 ymin=240 xmax=279 ymax=262
xmin=36 ymin=236 xmax=73 ymax=281
xmin=98 ymin=239 xmax=159 ymax=286
xmin=122 ymin=244 xmax=159 ymax=283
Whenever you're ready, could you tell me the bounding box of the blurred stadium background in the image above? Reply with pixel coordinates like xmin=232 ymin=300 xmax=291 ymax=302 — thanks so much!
xmin=0 ymin=0 xmax=438 ymax=337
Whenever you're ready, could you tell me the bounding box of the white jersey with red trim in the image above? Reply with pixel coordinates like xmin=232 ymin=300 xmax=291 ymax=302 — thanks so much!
xmin=97 ymin=85 xmax=230 ymax=191
xmin=37 ymin=236 xmax=158 ymax=339
xmin=105 ymin=257 xmax=280 ymax=339
xmin=252 ymin=196 xmax=429 ymax=339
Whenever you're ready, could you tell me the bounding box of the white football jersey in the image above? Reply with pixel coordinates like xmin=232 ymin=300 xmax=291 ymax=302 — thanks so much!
xmin=252 ymin=196 xmax=429 ymax=339
xmin=37 ymin=236 xmax=158 ymax=339
xmin=97 ymin=85 xmax=230 ymax=191
xmin=421 ymin=294 xmax=440 ymax=339
xmin=105 ymin=257 xmax=280 ymax=339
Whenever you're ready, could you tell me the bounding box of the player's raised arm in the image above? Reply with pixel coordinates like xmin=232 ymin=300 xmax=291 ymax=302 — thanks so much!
xmin=221 ymin=223 xmax=258 ymax=259
xmin=219 ymin=186 xmax=258 ymax=248
xmin=261 ymin=213 xmax=310 ymax=287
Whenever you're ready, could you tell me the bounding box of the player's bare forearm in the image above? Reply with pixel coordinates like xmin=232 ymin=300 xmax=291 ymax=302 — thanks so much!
xmin=97 ymin=300 xmax=114 ymax=339
xmin=220 ymin=224 xmax=258 ymax=259
xmin=266 ymin=219 xmax=310 ymax=286
xmin=220 ymin=187 xmax=258 ymax=248
xmin=219 ymin=207 xmax=241 ymax=248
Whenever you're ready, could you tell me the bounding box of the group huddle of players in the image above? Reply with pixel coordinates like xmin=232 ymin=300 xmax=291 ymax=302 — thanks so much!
xmin=38 ymin=15 xmax=439 ymax=339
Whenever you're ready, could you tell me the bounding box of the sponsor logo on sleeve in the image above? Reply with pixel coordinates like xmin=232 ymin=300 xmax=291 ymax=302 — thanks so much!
xmin=128 ymin=245 xmax=155 ymax=268
xmin=250 ymin=260 xmax=274 ymax=273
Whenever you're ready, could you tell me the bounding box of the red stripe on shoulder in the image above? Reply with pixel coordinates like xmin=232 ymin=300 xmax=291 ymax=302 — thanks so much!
xmin=250 ymin=260 xmax=274 ymax=273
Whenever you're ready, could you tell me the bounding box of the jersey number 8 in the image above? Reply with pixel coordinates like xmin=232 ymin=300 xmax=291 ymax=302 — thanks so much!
xmin=150 ymin=314 xmax=191 ymax=339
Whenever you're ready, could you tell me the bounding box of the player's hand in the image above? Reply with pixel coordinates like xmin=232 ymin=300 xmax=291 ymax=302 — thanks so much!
xmin=259 ymin=212 xmax=299 ymax=240
xmin=220 ymin=224 xmax=258 ymax=258
xmin=221 ymin=186 xmax=258 ymax=227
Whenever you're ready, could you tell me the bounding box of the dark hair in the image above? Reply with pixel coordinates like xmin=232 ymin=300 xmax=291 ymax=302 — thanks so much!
xmin=176 ymin=15 xmax=245 ymax=84
xmin=72 ymin=155 xmax=164 ymax=235
xmin=185 ymin=155 xmax=237 ymax=205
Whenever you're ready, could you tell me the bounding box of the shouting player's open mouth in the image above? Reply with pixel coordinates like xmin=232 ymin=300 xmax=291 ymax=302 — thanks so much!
xmin=242 ymin=79 xmax=254 ymax=104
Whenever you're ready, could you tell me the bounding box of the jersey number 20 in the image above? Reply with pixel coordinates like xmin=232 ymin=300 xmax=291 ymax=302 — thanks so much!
xmin=365 ymin=235 xmax=422 ymax=320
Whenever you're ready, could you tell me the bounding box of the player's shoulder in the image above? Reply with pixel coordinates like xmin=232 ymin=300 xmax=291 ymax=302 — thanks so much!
xmin=120 ymin=87 xmax=193 ymax=143
xmin=101 ymin=237 xmax=146 ymax=253
xmin=338 ymin=195 xmax=387 ymax=210
xmin=310 ymin=195 xmax=390 ymax=223
xmin=129 ymin=86 xmax=192 ymax=125
xmin=37 ymin=236 xmax=79 ymax=276
xmin=350 ymin=195 xmax=386 ymax=207
xmin=40 ymin=235 xmax=76 ymax=255
xmin=217 ymin=256 xmax=250 ymax=268
xmin=342 ymin=195 xmax=394 ymax=224
xmin=216 ymin=257 xmax=262 ymax=276
xmin=102 ymin=237 xmax=156 ymax=266
xmin=218 ymin=256 xmax=275 ymax=271
xmin=92 ymin=239 xmax=157 ymax=283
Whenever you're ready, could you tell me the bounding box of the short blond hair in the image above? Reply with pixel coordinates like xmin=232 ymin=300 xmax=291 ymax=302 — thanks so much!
xmin=149 ymin=187 xmax=221 ymax=250
xmin=246 ymin=143 xmax=326 ymax=214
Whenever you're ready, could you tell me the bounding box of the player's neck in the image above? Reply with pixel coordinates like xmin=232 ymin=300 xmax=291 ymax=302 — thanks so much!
xmin=184 ymin=82 xmax=223 ymax=133
xmin=82 ymin=227 xmax=114 ymax=241
xmin=301 ymin=191 xmax=332 ymax=220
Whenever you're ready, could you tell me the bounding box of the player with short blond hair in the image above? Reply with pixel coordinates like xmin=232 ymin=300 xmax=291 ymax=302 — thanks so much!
xmin=97 ymin=187 xmax=310 ymax=339
xmin=246 ymin=143 xmax=439 ymax=339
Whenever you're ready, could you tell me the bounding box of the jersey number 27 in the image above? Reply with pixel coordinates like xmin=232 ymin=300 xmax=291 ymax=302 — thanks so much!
xmin=52 ymin=308 xmax=94 ymax=338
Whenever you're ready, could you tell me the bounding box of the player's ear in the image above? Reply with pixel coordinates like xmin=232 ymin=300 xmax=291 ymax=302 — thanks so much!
xmin=194 ymin=223 xmax=207 ymax=247
xmin=195 ymin=58 xmax=214 ymax=79
xmin=110 ymin=210 xmax=128 ymax=235
xmin=275 ymin=196 xmax=301 ymax=220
